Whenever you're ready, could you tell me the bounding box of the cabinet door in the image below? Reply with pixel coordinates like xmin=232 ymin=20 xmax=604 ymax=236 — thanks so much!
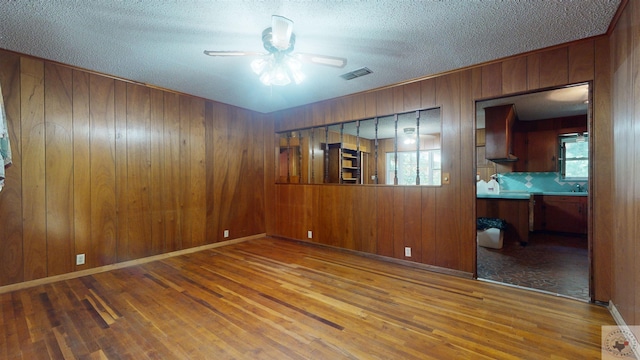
xmin=526 ymin=130 xmax=557 ymax=172
xmin=543 ymin=196 xmax=587 ymax=234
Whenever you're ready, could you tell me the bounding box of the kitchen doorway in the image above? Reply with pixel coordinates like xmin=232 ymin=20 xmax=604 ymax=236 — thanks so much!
xmin=475 ymin=83 xmax=592 ymax=302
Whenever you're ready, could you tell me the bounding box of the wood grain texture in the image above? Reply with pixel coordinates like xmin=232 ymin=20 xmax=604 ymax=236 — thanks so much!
xmin=72 ymin=70 xmax=91 ymax=270
xmin=609 ymin=0 xmax=639 ymax=327
xmin=539 ymin=47 xmax=569 ymax=88
xmin=435 ymin=73 xmax=464 ymax=270
xmin=125 ymin=83 xmax=152 ymax=260
xmin=149 ymin=88 xmax=166 ymax=254
xmin=0 ymin=238 xmax=615 ymax=359
xmin=44 ymin=63 xmax=74 ymax=276
xmin=403 ymin=82 xmax=422 ymax=111
xmin=568 ymin=40 xmax=595 ymax=84
xmin=592 ymin=36 xmax=612 ymax=302
xmin=20 ymin=57 xmax=47 ymax=281
xmin=481 ymin=62 xmax=502 ymax=99
xmin=90 ymin=75 xmax=117 ymax=267
xmin=501 ymin=57 xmax=528 ymax=95
xmin=0 ymin=50 xmax=24 ymax=286
xmin=0 ymin=50 xmax=267 ymax=289
xmin=163 ymin=92 xmax=181 ymax=251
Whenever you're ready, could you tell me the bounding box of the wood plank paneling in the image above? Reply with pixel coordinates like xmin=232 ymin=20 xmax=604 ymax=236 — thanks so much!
xmin=227 ymin=107 xmax=251 ymax=239
xmin=178 ymin=96 xmax=193 ymax=248
xmin=20 ymin=57 xmax=47 ymax=281
xmin=114 ymin=80 xmax=129 ymax=261
xmin=420 ymin=78 xmax=436 ymax=109
xmin=434 ymin=73 xmax=463 ymax=270
xmin=163 ymin=92 xmax=181 ymax=251
xmin=125 ymin=83 xmax=152 ymax=259
xmin=72 ymin=70 xmax=91 ymax=270
xmin=392 ymin=187 xmax=406 ymax=259
xmin=501 ymin=57 xmax=527 ymax=95
xmin=403 ymin=82 xmax=422 ymax=111
xmin=526 ymin=53 xmax=541 ymax=90
xmin=249 ymin=112 xmax=266 ymax=236
xmin=212 ymin=102 xmax=230 ymax=242
xmin=609 ymin=0 xmax=639 ymax=327
xmin=188 ymin=97 xmax=206 ymax=245
xmin=569 ymin=40 xmax=595 ymax=84
xmin=481 ymin=62 xmax=502 ymax=99
xmin=347 ymin=93 xmax=366 ymax=121
xmin=0 ymin=50 xmax=267 ymax=288
xmin=592 ymin=36 xmax=612 ymax=302
xmin=89 ymin=74 xmax=117 ymax=267
xmin=420 ymin=188 xmax=436 ymax=265
xmin=402 ymin=187 xmax=422 ymax=262
xmin=44 ymin=63 xmax=74 ymax=276
xmin=0 ymin=50 xmax=24 ymax=286
xmin=364 ymin=92 xmax=377 ymax=118
xmin=149 ymin=88 xmax=165 ymax=254
xmin=539 ymin=47 xmax=568 ymax=88
xmin=459 ymin=69 xmax=477 ymax=273
xmin=375 ymin=187 xmax=394 ymax=257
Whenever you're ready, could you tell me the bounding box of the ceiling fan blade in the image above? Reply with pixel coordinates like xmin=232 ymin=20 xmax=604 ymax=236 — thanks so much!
xmin=271 ymin=15 xmax=293 ymax=50
xmin=295 ymin=53 xmax=347 ymax=68
xmin=203 ymin=50 xmax=264 ymax=57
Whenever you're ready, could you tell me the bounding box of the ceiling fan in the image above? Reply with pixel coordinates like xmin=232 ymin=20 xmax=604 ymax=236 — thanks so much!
xmin=204 ymin=15 xmax=347 ymax=86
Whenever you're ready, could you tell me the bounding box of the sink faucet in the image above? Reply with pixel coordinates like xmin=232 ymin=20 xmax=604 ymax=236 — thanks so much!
xmin=574 ymin=184 xmax=582 ymax=192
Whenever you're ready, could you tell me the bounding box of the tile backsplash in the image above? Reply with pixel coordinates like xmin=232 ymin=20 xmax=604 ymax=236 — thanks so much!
xmin=497 ymin=172 xmax=588 ymax=192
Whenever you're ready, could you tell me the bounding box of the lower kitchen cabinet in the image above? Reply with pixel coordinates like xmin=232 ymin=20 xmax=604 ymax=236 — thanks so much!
xmin=539 ymin=195 xmax=588 ymax=234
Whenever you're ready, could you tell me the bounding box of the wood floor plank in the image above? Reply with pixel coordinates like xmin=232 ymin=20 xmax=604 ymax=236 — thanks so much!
xmin=0 ymin=237 xmax=615 ymax=359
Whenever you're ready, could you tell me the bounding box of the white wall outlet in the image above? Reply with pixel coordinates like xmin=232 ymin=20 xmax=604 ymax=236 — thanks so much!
xmin=404 ymin=247 xmax=412 ymax=257
xmin=223 ymin=229 xmax=229 ymax=238
xmin=307 ymin=230 xmax=313 ymax=239
xmin=76 ymin=253 xmax=85 ymax=265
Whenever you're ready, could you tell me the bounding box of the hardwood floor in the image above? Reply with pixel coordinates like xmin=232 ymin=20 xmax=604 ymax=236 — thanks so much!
xmin=0 ymin=237 xmax=614 ymax=359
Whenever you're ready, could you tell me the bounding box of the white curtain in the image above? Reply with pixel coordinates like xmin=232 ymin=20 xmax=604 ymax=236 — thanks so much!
xmin=0 ymin=83 xmax=12 ymax=193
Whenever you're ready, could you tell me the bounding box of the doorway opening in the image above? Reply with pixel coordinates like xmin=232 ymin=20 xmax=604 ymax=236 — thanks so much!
xmin=475 ymin=83 xmax=592 ymax=302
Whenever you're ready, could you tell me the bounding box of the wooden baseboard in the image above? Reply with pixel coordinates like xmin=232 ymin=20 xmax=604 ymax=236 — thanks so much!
xmin=608 ymin=301 xmax=640 ymax=359
xmin=0 ymin=234 xmax=266 ymax=295
xmin=269 ymin=235 xmax=474 ymax=279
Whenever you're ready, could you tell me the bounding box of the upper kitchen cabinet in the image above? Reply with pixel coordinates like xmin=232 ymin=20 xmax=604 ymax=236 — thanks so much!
xmin=484 ymin=104 xmax=518 ymax=162
xmin=477 ymin=83 xmax=589 ymax=173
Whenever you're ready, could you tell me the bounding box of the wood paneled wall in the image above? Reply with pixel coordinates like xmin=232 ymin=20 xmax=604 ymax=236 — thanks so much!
xmin=609 ymin=0 xmax=640 ymax=328
xmin=0 ymin=49 xmax=265 ymax=286
xmin=268 ymin=38 xmax=614 ymax=301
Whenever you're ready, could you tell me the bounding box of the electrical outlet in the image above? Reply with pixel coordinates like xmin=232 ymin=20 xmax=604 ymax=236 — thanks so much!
xmin=223 ymin=229 xmax=229 ymax=238
xmin=404 ymin=247 xmax=412 ymax=257
xmin=307 ymin=230 xmax=313 ymax=239
xmin=76 ymin=254 xmax=85 ymax=265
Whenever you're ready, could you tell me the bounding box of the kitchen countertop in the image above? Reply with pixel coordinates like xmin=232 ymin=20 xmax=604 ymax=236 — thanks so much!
xmin=477 ymin=191 xmax=588 ymax=199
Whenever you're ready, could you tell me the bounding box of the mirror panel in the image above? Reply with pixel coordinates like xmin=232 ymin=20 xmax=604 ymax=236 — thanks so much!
xmin=276 ymin=107 xmax=441 ymax=186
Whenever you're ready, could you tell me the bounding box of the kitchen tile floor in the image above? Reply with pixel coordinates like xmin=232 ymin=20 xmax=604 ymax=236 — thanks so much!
xmin=477 ymin=232 xmax=589 ymax=301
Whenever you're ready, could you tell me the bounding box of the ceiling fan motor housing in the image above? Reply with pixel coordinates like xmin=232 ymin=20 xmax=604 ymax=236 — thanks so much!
xmin=262 ymin=27 xmax=295 ymax=54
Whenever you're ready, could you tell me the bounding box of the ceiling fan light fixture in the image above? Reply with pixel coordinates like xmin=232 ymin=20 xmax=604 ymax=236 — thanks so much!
xmin=250 ymin=58 xmax=268 ymax=75
xmin=271 ymin=15 xmax=294 ymax=50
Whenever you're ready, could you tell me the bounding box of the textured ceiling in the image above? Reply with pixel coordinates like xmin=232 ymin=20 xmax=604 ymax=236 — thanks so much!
xmin=0 ymin=1 xmax=620 ymax=114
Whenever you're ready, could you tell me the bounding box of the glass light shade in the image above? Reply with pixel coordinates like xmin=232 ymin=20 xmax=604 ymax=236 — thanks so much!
xmin=252 ymin=54 xmax=304 ymax=86
xmin=269 ymin=64 xmax=291 ymax=86
xmin=250 ymin=58 xmax=268 ymax=75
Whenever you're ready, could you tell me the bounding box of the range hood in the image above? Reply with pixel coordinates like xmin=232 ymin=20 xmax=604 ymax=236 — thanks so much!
xmin=484 ymin=104 xmax=518 ymax=163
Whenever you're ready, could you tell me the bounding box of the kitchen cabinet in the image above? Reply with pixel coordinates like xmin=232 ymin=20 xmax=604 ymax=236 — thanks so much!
xmin=543 ymin=195 xmax=587 ymax=234
xmin=484 ymin=104 xmax=518 ymax=162
xmin=477 ymin=197 xmax=529 ymax=244
xmin=513 ymin=130 xmax=557 ymax=172
xmin=525 ymin=130 xmax=558 ymax=172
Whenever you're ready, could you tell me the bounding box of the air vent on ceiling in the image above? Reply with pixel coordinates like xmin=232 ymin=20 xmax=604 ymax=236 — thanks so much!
xmin=340 ymin=67 xmax=373 ymax=80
